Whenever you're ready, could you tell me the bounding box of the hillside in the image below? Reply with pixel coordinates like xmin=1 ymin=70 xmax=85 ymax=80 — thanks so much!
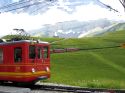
xmin=50 ymin=30 xmax=125 ymax=49
xmin=45 ymin=30 xmax=125 ymax=89
xmin=106 ymin=23 xmax=125 ymax=32
xmin=92 ymin=23 xmax=125 ymax=36
xmin=77 ymin=22 xmax=125 ymax=38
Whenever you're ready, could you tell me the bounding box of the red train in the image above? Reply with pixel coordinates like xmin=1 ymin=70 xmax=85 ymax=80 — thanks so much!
xmin=0 ymin=40 xmax=50 ymax=84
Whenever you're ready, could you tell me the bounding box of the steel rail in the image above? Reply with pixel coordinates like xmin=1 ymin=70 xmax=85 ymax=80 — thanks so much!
xmin=1 ymin=80 xmax=125 ymax=92
xmin=30 ymin=84 xmax=125 ymax=93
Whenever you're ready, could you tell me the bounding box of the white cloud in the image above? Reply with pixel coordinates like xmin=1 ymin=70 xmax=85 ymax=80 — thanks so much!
xmin=0 ymin=13 xmax=44 ymax=36
xmin=0 ymin=1 xmax=125 ymax=36
xmin=73 ymin=3 xmax=125 ymax=21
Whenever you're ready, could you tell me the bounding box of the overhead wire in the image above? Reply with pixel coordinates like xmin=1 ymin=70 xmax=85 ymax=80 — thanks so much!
xmin=4 ymin=1 xmax=43 ymax=12
xmin=119 ymin=0 xmax=125 ymax=11
xmin=30 ymin=3 xmax=49 ymax=14
xmin=96 ymin=0 xmax=119 ymax=13
xmin=0 ymin=0 xmax=54 ymax=13
xmin=0 ymin=0 xmax=31 ymax=9
xmin=30 ymin=0 xmax=56 ymax=14
xmin=0 ymin=0 xmax=54 ymax=12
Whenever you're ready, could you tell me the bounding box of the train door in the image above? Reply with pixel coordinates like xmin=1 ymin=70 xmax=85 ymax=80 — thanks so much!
xmin=43 ymin=46 xmax=49 ymax=63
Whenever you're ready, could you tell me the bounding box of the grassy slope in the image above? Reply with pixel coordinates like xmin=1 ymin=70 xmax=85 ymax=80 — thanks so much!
xmin=45 ymin=30 xmax=125 ymax=89
xmin=49 ymin=48 xmax=125 ymax=88
xmin=50 ymin=30 xmax=125 ymax=49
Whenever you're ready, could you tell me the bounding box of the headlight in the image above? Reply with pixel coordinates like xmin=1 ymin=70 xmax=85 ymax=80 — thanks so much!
xmin=32 ymin=68 xmax=35 ymax=73
xmin=46 ymin=67 xmax=50 ymax=72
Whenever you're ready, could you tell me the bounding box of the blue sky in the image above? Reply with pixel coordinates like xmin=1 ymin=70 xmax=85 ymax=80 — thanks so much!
xmin=0 ymin=0 xmax=125 ymax=36
xmin=12 ymin=0 xmax=19 ymax=2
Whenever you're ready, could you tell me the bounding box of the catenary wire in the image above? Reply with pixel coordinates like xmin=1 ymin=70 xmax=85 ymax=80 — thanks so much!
xmin=0 ymin=0 xmax=31 ymax=9
xmin=3 ymin=0 xmax=51 ymax=12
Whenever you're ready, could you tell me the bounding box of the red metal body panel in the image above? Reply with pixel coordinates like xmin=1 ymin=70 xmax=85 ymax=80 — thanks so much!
xmin=0 ymin=40 xmax=50 ymax=83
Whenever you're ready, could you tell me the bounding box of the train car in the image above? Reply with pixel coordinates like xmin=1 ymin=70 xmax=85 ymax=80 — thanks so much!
xmin=121 ymin=43 xmax=125 ymax=48
xmin=65 ymin=48 xmax=79 ymax=52
xmin=0 ymin=40 xmax=50 ymax=84
xmin=53 ymin=49 xmax=65 ymax=53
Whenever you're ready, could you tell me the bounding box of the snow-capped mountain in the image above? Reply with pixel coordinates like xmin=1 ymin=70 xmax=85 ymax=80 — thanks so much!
xmin=29 ymin=19 xmax=124 ymax=38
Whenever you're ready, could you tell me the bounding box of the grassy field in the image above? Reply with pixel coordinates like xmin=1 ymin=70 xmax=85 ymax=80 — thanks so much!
xmin=48 ymin=47 xmax=125 ymax=89
xmin=43 ymin=30 xmax=125 ymax=89
xmin=50 ymin=30 xmax=125 ymax=49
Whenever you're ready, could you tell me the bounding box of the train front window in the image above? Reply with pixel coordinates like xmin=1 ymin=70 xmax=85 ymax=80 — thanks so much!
xmin=37 ymin=47 xmax=42 ymax=59
xmin=0 ymin=48 xmax=3 ymax=63
xmin=29 ymin=45 xmax=36 ymax=59
xmin=43 ymin=46 xmax=48 ymax=58
xmin=14 ymin=47 xmax=22 ymax=62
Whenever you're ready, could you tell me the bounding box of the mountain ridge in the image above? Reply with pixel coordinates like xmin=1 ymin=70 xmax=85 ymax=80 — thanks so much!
xmin=29 ymin=19 xmax=124 ymax=38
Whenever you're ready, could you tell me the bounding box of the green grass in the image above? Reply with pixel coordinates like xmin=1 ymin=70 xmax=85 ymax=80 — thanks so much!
xmin=43 ymin=30 xmax=125 ymax=89
xmin=48 ymin=48 xmax=125 ymax=89
xmin=39 ymin=37 xmax=64 ymax=43
xmin=50 ymin=30 xmax=125 ymax=49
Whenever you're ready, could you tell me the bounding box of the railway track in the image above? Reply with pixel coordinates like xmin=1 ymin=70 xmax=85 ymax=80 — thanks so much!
xmin=1 ymin=82 xmax=125 ymax=93
xmin=30 ymin=84 xmax=125 ymax=93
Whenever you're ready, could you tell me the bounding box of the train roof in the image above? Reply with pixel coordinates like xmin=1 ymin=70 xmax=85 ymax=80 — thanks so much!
xmin=0 ymin=40 xmax=49 ymax=45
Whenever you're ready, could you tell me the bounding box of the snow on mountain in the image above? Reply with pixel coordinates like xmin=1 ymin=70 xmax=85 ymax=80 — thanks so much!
xmin=29 ymin=19 xmax=122 ymax=38
xmin=78 ymin=22 xmax=125 ymax=38
xmin=78 ymin=27 xmax=103 ymax=38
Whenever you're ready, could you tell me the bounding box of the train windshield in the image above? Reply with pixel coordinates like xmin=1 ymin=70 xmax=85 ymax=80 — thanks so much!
xmin=14 ymin=47 xmax=22 ymax=62
xmin=43 ymin=46 xmax=48 ymax=58
xmin=37 ymin=47 xmax=42 ymax=59
xmin=29 ymin=45 xmax=49 ymax=59
xmin=0 ymin=48 xmax=3 ymax=63
xmin=29 ymin=45 xmax=36 ymax=59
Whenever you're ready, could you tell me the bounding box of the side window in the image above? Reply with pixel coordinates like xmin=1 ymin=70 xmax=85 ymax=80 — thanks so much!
xmin=29 ymin=45 xmax=36 ymax=59
xmin=0 ymin=48 xmax=3 ymax=63
xmin=43 ymin=46 xmax=48 ymax=58
xmin=14 ymin=47 xmax=22 ymax=62
xmin=37 ymin=47 xmax=42 ymax=59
